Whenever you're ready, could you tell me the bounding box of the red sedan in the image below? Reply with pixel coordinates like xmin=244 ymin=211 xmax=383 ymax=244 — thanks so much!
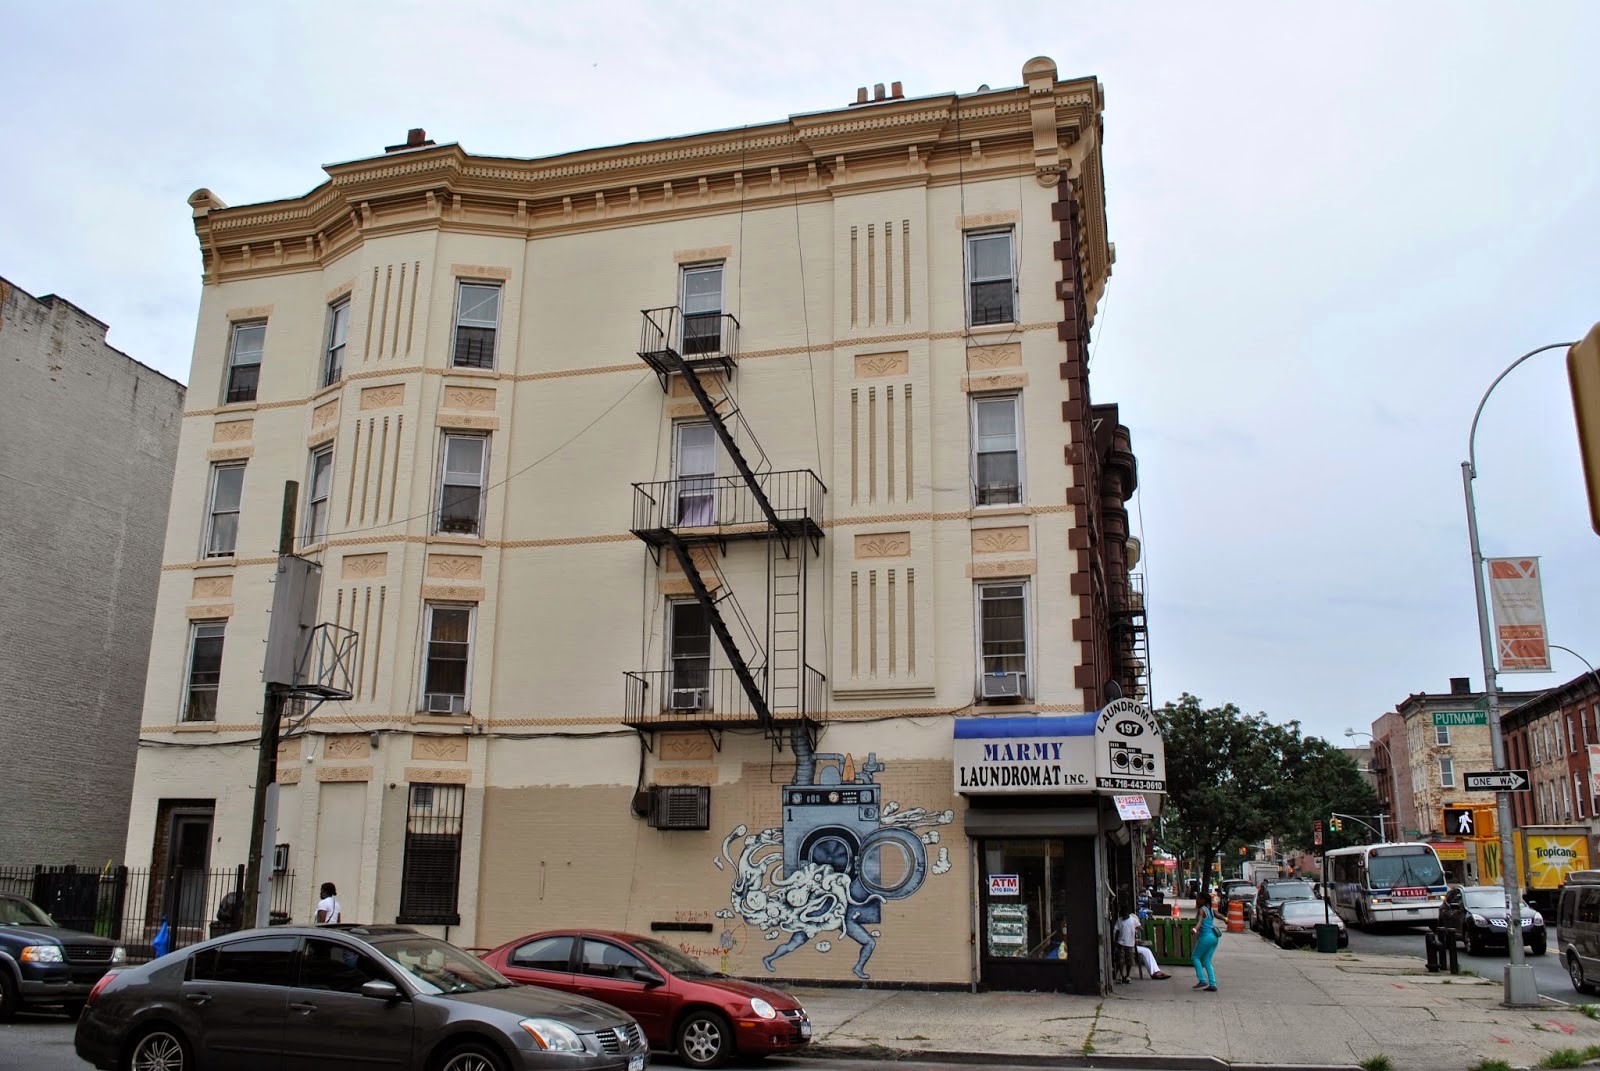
xmin=482 ymin=930 xmax=811 ymax=1068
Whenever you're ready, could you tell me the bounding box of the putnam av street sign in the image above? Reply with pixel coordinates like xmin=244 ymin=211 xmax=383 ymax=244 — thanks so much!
xmin=1464 ymin=770 xmax=1530 ymax=792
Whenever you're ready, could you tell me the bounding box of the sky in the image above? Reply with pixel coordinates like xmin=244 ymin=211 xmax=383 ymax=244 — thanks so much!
xmin=2 ymin=1 xmax=1597 ymax=745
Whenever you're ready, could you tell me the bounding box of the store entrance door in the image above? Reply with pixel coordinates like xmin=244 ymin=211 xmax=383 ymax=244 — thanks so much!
xmin=977 ymin=837 xmax=1099 ymax=993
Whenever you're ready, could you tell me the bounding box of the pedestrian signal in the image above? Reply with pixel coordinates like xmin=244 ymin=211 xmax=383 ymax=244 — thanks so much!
xmin=1442 ymin=805 xmax=1494 ymax=839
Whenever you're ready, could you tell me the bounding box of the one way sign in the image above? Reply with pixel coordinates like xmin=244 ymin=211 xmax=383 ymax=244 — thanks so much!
xmin=1464 ymin=769 xmax=1530 ymax=792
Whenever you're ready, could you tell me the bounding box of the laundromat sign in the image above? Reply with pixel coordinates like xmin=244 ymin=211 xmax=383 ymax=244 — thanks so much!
xmin=953 ymin=714 xmax=1097 ymax=793
xmin=1095 ymin=699 xmax=1167 ymax=793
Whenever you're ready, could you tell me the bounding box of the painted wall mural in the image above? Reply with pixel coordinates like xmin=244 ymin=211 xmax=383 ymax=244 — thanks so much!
xmin=714 ymin=727 xmax=954 ymax=979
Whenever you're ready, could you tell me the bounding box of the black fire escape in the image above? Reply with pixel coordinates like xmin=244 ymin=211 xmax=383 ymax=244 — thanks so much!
xmin=1110 ymin=572 xmax=1149 ymax=703
xmin=624 ymin=306 xmax=826 ymax=741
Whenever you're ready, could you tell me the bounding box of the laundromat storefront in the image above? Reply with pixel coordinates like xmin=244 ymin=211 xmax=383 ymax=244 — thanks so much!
xmin=955 ymin=705 xmax=1166 ymax=994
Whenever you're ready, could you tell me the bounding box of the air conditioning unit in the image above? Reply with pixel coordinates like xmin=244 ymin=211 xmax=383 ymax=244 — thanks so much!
xmin=669 ymin=688 xmax=709 ymax=712
xmin=426 ymin=692 xmax=466 ymax=715
xmin=981 ymin=672 xmax=1025 ymax=699
xmin=648 ymin=786 xmax=711 ymax=831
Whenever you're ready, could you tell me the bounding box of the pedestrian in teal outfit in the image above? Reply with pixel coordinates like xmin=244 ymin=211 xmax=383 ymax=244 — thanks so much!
xmin=1191 ymin=900 xmax=1219 ymax=991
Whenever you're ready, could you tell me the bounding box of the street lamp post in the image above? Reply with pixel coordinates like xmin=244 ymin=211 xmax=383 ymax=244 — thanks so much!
xmin=1463 ymin=340 xmax=1576 ymax=1008
xmin=1344 ymin=729 xmax=1395 ymax=842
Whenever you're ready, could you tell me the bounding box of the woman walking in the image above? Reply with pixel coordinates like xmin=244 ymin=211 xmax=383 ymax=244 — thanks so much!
xmin=1191 ymin=898 xmax=1219 ymax=991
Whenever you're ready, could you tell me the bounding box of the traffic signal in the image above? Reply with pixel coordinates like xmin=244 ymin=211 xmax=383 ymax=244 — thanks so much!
xmin=1240 ymin=845 xmax=1248 ymax=856
xmin=1330 ymin=817 xmax=1342 ymax=832
xmin=1567 ymin=322 xmax=1600 ymax=535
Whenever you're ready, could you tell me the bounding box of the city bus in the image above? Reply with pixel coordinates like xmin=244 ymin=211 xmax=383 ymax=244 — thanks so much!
xmin=1324 ymin=842 xmax=1448 ymax=929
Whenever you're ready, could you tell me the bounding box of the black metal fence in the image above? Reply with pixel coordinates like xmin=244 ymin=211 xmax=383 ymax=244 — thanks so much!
xmin=623 ymin=664 xmax=825 ymax=727
xmin=0 ymin=865 xmax=296 ymax=962
xmin=630 ymin=469 xmax=826 ymax=541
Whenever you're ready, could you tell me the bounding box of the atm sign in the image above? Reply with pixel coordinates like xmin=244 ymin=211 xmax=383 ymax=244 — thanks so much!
xmin=988 ymin=874 xmax=1020 ymax=896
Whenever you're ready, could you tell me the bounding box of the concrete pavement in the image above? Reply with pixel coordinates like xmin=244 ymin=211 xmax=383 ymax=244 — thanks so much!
xmin=785 ymin=925 xmax=1600 ymax=1070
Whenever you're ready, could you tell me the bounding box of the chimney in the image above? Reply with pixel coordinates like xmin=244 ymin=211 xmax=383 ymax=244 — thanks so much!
xmin=855 ymin=86 xmax=868 ymax=105
xmin=384 ymin=128 xmax=435 ymax=154
xmin=1450 ymin=676 xmax=1472 ymax=695
xmin=874 ymin=83 xmax=886 ymax=101
xmin=850 ymin=81 xmax=906 ymax=107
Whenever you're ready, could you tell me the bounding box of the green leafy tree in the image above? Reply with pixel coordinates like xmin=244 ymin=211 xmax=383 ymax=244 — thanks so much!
xmin=1278 ymin=733 xmax=1381 ymax=854
xmin=1157 ymin=693 xmax=1295 ymax=897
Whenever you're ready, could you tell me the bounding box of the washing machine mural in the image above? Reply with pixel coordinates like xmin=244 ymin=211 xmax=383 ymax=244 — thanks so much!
xmin=714 ymin=728 xmax=954 ymax=979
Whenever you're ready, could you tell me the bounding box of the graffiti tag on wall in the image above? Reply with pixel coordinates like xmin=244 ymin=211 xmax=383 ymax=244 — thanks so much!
xmin=714 ymin=729 xmax=953 ymax=979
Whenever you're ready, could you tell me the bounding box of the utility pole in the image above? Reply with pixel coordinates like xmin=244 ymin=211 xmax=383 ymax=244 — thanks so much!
xmin=241 ymin=483 xmax=298 ymax=930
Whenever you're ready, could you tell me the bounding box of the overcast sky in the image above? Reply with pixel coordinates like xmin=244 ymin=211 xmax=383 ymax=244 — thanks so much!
xmin=3 ymin=2 xmax=1596 ymax=744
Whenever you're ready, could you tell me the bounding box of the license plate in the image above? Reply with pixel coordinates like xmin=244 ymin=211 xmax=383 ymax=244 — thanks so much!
xmin=800 ymin=1021 xmax=812 ymax=1039
xmin=1405 ymin=908 xmax=1420 ymax=915
xmin=629 ymin=1056 xmax=645 ymax=1071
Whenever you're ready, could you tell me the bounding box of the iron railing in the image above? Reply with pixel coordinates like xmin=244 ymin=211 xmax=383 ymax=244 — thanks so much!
xmin=0 ymin=865 xmax=295 ymax=962
xmin=637 ymin=307 xmax=740 ymax=384
xmin=623 ymin=664 xmax=825 ymax=727
xmin=631 ymin=469 xmax=825 ymax=544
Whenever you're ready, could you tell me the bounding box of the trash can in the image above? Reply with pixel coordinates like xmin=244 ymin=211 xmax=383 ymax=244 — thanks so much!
xmin=1314 ymin=923 xmax=1341 ymax=954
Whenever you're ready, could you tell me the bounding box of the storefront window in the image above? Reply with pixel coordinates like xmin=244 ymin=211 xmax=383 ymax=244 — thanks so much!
xmin=982 ymin=840 xmax=1070 ymax=959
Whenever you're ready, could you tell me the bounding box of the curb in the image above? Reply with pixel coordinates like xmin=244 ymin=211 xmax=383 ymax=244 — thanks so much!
xmin=795 ymin=1045 xmax=1362 ymax=1071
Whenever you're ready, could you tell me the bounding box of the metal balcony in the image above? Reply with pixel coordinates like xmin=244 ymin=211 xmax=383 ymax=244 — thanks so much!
xmin=630 ymin=469 xmax=825 ymax=550
xmin=638 ymin=307 xmax=739 ymax=389
xmin=623 ymin=665 xmax=826 ymax=730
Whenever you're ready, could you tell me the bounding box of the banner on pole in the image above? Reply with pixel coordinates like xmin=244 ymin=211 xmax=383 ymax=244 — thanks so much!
xmin=1487 ymin=557 xmax=1552 ymax=672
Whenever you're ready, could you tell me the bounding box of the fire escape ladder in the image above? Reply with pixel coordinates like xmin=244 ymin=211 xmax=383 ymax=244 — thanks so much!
xmin=660 ymin=350 xmax=789 ymax=553
xmin=1110 ymin=572 xmax=1150 ymax=702
xmin=663 ymin=530 xmax=772 ymax=728
xmin=766 ymin=539 xmax=806 ymax=720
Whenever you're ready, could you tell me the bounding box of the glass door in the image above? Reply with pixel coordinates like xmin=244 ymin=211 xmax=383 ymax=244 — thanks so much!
xmin=977 ymin=837 xmax=1097 ymax=993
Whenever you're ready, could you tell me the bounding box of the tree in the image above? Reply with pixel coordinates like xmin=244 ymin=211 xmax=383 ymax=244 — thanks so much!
xmin=1156 ymin=693 xmax=1296 ymax=898
xmin=1278 ymin=734 xmax=1381 ymax=854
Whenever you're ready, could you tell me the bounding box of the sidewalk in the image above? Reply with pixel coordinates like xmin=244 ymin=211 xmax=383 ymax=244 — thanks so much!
xmin=785 ymin=929 xmax=1600 ymax=1071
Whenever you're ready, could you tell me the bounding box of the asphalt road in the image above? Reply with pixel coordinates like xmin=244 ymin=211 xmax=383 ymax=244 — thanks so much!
xmin=1322 ymin=920 xmax=1578 ymax=1002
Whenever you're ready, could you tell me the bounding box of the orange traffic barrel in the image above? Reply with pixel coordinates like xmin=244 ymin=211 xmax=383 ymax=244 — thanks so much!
xmin=1226 ymin=897 xmax=1246 ymax=933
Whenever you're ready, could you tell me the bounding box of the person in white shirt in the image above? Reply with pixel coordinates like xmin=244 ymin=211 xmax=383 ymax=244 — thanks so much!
xmin=1115 ymin=909 xmax=1171 ymax=980
xmin=315 ymin=882 xmax=342 ymax=924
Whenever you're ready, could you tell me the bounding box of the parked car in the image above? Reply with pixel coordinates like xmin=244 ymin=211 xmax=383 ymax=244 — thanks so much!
xmin=1254 ymin=880 xmax=1317 ymax=936
xmin=0 ymin=892 xmax=124 ymax=1021
xmin=482 ymin=930 xmax=811 ymax=1069
xmin=1438 ymin=884 xmax=1546 ymax=957
xmin=75 ymin=924 xmax=649 ymax=1071
xmin=1273 ymin=900 xmax=1348 ymax=948
xmin=1560 ymin=870 xmax=1600 ymax=993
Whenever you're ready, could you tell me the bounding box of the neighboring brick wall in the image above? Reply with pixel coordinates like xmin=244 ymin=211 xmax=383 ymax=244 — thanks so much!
xmin=0 ymin=276 xmax=184 ymax=864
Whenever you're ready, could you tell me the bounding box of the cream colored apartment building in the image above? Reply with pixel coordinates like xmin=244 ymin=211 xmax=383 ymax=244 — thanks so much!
xmin=125 ymin=57 xmax=1149 ymax=994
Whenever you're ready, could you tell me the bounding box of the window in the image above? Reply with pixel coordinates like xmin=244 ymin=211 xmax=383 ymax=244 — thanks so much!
xmin=965 ymin=229 xmax=1016 ymax=326
xmin=668 ymin=600 xmax=712 ymax=711
xmin=398 ymin=782 xmax=464 ymax=925
xmin=306 ymin=446 xmax=333 ymax=545
xmin=298 ymin=938 xmax=391 ymax=994
xmin=977 ymin=581 xmax=1029 ymax=697
xmin=196 ymin=935 xmax=298 ymax=986
xmin=323 ymin=299 xmax=350 ymax=386
xmin=421 ymin=604 xmax=472 ymax=715
xmin=437 ymin=434 xmax=487 ymax=535
xmin=225 ymin=321 xmax=265 ymax=403
xmin=680 ymin=263 xmax=724 ymax=355
xmin=1556 ymin=722 xmax=1564 ymax=757
xmin=1435 ymin=724 xmax=1451 ymax=746
xmin=1578 ymin=774 xmax=1587 ymax=821
xmin=205 ymin=462 xmax=246 ymax=557
xmin=1563 ymin=779 xmax=1573 ymax=821
xmin=1438 ymin=757 xmax=1455 ymax=788
xmin=452 ymin=282 xmax=501 ymax=368
xmin=1534 ymin=732 xmax=1543 ymax=765
xmin=511 ymin=935 xmax=574 ymax=972
xmin=580 ymin=939 xmax=646 ymax=980
xmin=183 ymin=621 xmax=226 ymax=722
xmin=673 ymin=422 xmax=717 ymax=526
xmin=972 ymin=394 xmax=1022 ymax=506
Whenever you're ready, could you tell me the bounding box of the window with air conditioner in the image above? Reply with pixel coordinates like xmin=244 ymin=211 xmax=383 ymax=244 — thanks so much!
xmin=421 ymin=604 xmax=472 ymax=715
xmin=667 ymin=600 xmax=711 ymax=713
xmin=965 ymin=229 xmax=1016 ymax=326
xmin=680 ymin=263 xmax=724 ymax=356
xmin=204 ymin=462 xmax=246 ymax=558
xmin=976 ymin=580 xmax=1029 ymax=700
xmin=672 ymin=422 xmax=717 ymax=526
xmin=971 ymin=394 xmax=1022 ymax=506
xmin=183 ymin=620 xmax=226 ymax=722
xmin=305 ymin=446 xmax=333 ymax=545
xmin=437 ymin=433 xmax=487 ymax=536
xmin=452 ymin=282 xmax=501 ymax=369
xmin=322 ymin=298 xmax=350 ymax=387
xmin=224 ymin=320 xmax=265 ymax=404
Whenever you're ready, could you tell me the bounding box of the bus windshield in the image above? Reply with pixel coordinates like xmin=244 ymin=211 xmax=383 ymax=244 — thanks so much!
xmin=1366 ymin=847 xmax=1444 ymax=889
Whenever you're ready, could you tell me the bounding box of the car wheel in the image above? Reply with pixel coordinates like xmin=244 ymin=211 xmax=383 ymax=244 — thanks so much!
xmin=1571 ymin=954 xmax=1596 ymax=994
xmin=678 ymin=1009 xmax=734 ymax=1069
xmin=126 ymin=1026 xmax=192 ymax=1071
xmin=0 ymin=969 xmax=16 ymax=1023
xmin=1531 ymin=936 xmax=1547 ymax=957
xmin=1465 ymin=928 xmax=1481 ymax=957
xmin=437 ymin=1043 xmax=507 ymax=1071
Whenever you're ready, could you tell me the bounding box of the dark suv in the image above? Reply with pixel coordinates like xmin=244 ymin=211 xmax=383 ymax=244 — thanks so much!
xmin=1439 ymin=884 xmax=1547 ymax=956
xmin=0 ymin=893 xmax=124 ymax=1020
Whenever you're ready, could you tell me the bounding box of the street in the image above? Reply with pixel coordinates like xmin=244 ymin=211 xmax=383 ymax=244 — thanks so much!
xmin=1337 ymin=922 xmax=1576 ymax=1001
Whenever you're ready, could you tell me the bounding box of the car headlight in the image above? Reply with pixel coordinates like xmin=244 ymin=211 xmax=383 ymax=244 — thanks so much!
xmin=1531 ymin=913 xmax=1545 ymax=926
xmin=20 ymin=946 xmax=63 ymax=963
xmin=751 ymin=997 xmax=777 ymax=1020
xmin=520 ymin=1018 xmax=586 ymax=1053
xmin=1470 ymin=914 xmax=1487 ymax=926
xmin=111 ymin=946 xmax=127 ymax=964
